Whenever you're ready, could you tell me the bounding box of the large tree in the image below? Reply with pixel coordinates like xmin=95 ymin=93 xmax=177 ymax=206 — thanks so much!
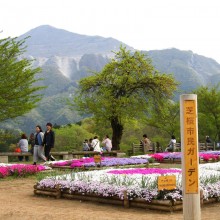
xmin=74 ymin=47 xmax=178 ymax=150
xmin=0 ymin=37 xmax=43 ymax=122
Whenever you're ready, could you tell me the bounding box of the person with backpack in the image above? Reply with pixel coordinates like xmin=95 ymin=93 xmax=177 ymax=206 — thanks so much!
xmin=91 ymin=136 xmax=101 ymax=153
xmin=43 ymin=122 xmax=56 ymax=161
xmin=33 ymin=125 xmax=47 ymax=165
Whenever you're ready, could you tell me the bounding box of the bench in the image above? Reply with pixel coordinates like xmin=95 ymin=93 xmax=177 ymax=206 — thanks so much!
xmin=0 ymin=151 xmax=72 ymax=163
xmin=199 ymin=142 xmax=215 ymax=151
xmin=167 ymin=143 xmax=181 ymax=152
xmin=129 ymin=143 xmax=159 ymax=156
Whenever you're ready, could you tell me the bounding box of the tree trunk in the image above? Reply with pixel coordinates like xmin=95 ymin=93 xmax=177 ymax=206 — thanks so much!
xmin=111 ymin=117 xmax=123 ymax=150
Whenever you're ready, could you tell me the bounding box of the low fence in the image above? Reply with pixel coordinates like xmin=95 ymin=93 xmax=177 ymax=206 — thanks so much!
xmin=33 ymin=185 xmax=219 ymax=212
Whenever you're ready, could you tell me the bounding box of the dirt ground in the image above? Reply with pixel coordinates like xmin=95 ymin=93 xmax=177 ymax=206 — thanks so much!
xmin=0 ymin=178 xmax=220 ymax=220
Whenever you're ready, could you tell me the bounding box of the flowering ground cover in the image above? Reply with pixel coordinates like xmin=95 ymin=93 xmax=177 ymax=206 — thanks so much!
xmin=35 ymin=162 xmax=220 ymax=203
xmin=133 ymin=151 xmax=220 ymax=162
xmin=50 ymin=157 xmax=148 ymax=168
xmin=0 ymin=163 xmax=48 ymax=178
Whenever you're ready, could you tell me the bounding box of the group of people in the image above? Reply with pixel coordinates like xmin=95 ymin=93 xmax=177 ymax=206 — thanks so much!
xmin=82 ymin=135 xmax=112 ymax=154
xmin=17 ymin=122 xmax=55 ymax=165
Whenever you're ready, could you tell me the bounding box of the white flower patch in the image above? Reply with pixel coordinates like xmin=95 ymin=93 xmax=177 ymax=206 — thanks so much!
xmin=200 ymin=162 xmax=220 ymax=171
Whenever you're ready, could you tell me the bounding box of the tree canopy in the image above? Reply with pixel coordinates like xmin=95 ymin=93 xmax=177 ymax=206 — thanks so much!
xmin=147 ymin=100 xmax=180 ymax=137
xmin=0 ymin=37 xmax=44 ymax=122
xmin=194 ymin=84 xmax=220 ymax=141
xmin=74 ymin=47 xmax=178 ymax=149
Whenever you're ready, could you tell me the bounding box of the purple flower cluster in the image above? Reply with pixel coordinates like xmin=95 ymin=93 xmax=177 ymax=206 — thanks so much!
xmin=52 ymin=157 xmax=148 ymax=168
xmin=151 ymin=151 xmax=220 ymax=162
xmin=37 ymin=178 xmax=164 ymax=202
xmin=84 ymin=158 xmax=148 ymax=168
xmin=201 ymin=180 xmax=220 ymax=200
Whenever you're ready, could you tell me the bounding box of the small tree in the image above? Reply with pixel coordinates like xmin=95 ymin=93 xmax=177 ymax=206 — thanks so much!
xmin=74 ymin=47 xmax=178 ymax=150
xmin=0 ymin=37 xmax=43 ymax=122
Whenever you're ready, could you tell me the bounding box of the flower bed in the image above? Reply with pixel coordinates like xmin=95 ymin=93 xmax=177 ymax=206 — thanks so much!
xmin=133 ymin=151 xmax=220 ymax=163
xmin=0 ymin=164 xmax=48 ymax=178
xmin=34 ymin=162 xmax=220 ymax=211
xmin=49 ymin=157 xmax=148 ymax=169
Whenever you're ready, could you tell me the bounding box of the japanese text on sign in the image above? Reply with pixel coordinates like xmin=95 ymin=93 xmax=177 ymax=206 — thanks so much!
xmin=183 ymin=100 xmax=199 ymax=193
xmin=158 ymin=175 xmax=176 ymax=190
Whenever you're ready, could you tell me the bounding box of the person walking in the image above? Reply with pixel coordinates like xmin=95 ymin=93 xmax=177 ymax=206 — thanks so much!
xmin=33 ymin=125 xmax=46 ymax=165
xmin=28 ymin=133 xmax=35 ymax=155
xmin=43 ymin=122 xmax=55 ymax=161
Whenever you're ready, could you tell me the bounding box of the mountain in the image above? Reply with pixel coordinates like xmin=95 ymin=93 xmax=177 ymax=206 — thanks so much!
xmin=147 ymin=48 xmax=220 ymax=92
xmin=2 ymin=25 xmax=220 ymax=133
xmin=19 ymin=25 xmax=133 ymax=58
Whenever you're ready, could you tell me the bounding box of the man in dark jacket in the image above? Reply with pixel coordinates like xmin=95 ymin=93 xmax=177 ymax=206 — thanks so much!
xmin=43 ymin=122 xmax=55 ymax=161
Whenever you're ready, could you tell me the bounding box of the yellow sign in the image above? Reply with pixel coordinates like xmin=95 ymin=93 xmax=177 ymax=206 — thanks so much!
xmin=158 ymin=175 xmax=176 ymax=190
xmin=94 ymin=155 xmax=101 ymax=163
xmin=183 ymin=100 xmax=199 ymax=193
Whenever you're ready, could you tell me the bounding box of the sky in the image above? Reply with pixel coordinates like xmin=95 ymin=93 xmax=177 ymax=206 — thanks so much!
xmin=1 ymin=0 xmax=220 ymax=62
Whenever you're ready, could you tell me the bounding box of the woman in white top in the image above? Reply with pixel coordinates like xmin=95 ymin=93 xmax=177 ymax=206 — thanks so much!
xmin=165 ymin=135 xmax=176 ymax=152
xmin=102 ymin=135 xmax=112 ymax=152
xmin=18 ymin=133 xmax=29 ymax=161
xmin=91 ymin=136 xmax=101 ymax=153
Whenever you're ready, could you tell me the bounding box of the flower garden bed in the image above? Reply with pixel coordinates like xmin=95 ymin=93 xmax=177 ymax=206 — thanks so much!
xmin=0 ymin=163 xmax=49 ymax=178
xmin=133 ymin=151 xmax=220 ymax=164
xmin=34 ymin=162 xmax=220 ymax=211
xmin=47 ymin=157 xmax=149 ymax=169
xmin=33 ymin=184 xmax=183 ymax=211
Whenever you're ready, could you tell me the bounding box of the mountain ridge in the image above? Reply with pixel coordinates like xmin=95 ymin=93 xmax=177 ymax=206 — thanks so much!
xmin=19 ymin=25 xmax=133 ymax=58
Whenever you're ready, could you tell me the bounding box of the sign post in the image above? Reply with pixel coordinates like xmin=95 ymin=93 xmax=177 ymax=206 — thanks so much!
xmin=94 ymin=154 xmax=101 ymax=167
xmin=180 ymin=94 xmax=201 ymax=220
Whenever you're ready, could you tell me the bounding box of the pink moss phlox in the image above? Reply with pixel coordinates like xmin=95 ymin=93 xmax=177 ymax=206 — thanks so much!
xmin=0 ymin=164 xmax=46 ymax=178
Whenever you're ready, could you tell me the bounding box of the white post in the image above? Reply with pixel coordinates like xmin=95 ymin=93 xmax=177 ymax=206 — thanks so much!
xmin=180 ymin=94 xmax=201 ymax=220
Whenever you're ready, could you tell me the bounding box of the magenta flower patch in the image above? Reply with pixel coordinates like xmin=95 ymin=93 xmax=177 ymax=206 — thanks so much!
xmin=0 ymin=164 xmax=46 ymax=178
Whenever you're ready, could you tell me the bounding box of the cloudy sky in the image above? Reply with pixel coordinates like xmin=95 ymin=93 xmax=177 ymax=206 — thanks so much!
xmin=1 ymin=0 xmax=220 ymax=62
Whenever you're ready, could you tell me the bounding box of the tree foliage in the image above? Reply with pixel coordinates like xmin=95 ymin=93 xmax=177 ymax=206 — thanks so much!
xmin=0 ymin=37 xmax=43 ymax=122
xmin=54 ymin=124 xmax=95 ymax=151
xmin=194 ymin=85 xmax=220 ymax=141
xmin=74 ymin=47 xmax=178 ymax=149
xmin=147 ymin=100 xmax=180 ymax=137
